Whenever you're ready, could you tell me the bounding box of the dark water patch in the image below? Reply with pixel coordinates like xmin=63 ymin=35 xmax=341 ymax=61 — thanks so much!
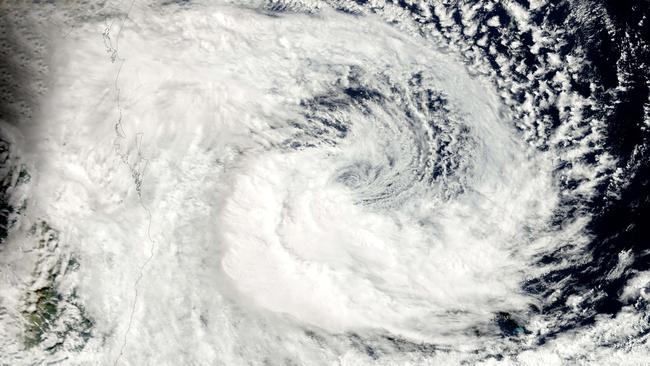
xmin=495 ymin=312 xmax=528 ymax=337
xmin=0 ymin=138 xmax=29 ymax=245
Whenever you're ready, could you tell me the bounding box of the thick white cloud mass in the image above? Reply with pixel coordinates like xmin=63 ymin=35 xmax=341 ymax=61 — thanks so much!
xmin=0 ymin=0 xmax=648 ymax=365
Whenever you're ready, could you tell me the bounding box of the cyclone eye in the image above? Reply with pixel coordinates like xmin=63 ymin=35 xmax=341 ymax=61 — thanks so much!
xmin=335 ymin=161 xmax=380 ymax=189
xmin=284 ymin=68 xmax=477 ymax=208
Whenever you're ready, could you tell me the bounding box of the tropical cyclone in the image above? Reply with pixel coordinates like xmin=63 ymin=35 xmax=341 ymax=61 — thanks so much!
xmin=0 ymin=0 xmax=648 ymax=365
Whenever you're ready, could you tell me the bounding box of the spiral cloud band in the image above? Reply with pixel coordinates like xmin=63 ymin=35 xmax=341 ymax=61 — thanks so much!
xmin=1 ymin=0 xmax=649 ymax=365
